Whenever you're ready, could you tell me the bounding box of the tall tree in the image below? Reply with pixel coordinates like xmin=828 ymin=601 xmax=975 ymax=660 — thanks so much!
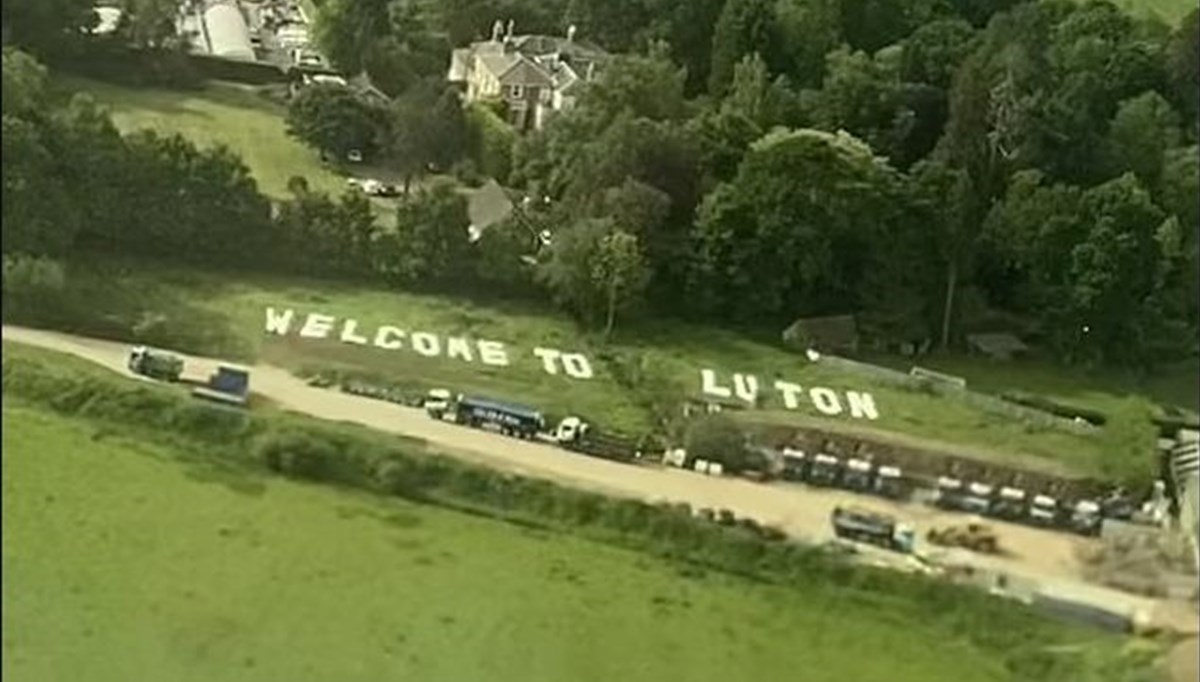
xmin=1166 ymin=8 xmax=1198 ymax=137
xmin=773 ymin=0 xmax=842 ymax=88
xmin=377 ymin=179 xmax=473 ymax=284
xmin=1 ymin=0 xmax=96 ymax=57
xmin=538 ymin=218 xmax=648 ymax=333
xmin=688 ymin=128 xmax=906 ymax=322
xmin=286 ymin=83 xmax=386 ymax=162
xmin=708 ymin=0 xmax=778 ymax=96
xmin=1102 ymin=91 xmax=1181 ymax=190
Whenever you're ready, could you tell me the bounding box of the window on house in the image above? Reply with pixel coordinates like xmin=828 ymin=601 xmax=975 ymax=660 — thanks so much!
xmin=509 ymin=85 xmax=523 ymax=98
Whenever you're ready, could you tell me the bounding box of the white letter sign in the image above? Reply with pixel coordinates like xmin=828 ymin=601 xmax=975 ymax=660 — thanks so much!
xmin=264 ymin=307 xmax=294 ymax=335
xmin=701 ymin=369 xmax=732 ymax=399
xmin=561 ymin=353 xmax=594 ymax=379
xmin=299 ymin=313 xmax=334 ymax=339
xmin=699 ymin=369 xmax=883 ymax=421
xmin=411 ymin=332 xmax=441 ymax=357
xmin=534 ymin=347 xmax=562 ymax=375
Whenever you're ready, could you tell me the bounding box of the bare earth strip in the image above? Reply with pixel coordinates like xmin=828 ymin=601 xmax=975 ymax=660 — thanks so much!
xmin=3 ymin=325 xmax=1195 ymax=637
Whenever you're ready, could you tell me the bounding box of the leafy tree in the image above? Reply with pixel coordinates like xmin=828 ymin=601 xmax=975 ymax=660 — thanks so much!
xmin=538 ymin=219 xmax=649 ymax=333
xmin=286 ymin=83 xmax=385 ymax=162
xmin=647 ymin=0 xmax=726 ymax=94
xmin=709 ymin=0 xmax=779 ymax=96
xmin=807 ymin=47 xmax=901 ymax=153
xmin=577 ymin=51 xmax=688 ymax=125
xmin=684 ymin=414 xmax=749 ymax=471
xmin=687 ymin=107 xmax=763 ymax=185
xmin=1 ymin=0 xmax=96 ymax=57
xmin=838 ymin=0 xmax=933 ymax=54
xmin=565 ymin=0 xmax=655 ymax=54
xmin=1102 ymin=91 xmax=1181 ymax=189
xmin=377 ymin=179 xmax=473 ymax=284
xmin=472 ymin=216 xmax=538 ymax=295
xmin=598 ymin=178 xmax=672 ymax=242
xmin=114 ymin=0 xmax=186 ymax=49
xmin=1 ymin=115 xmax=80 ymax=257
xmin=899 ymin=18 xmax=977 ymax=90
xmin=688 ymin=128 xmax=906 ymax=323
xmin=312 ymin=0 xmax=391 ymax=75
xmin=723 ymin=52 xmax=794 ymax=129
xmin=985 ymin=171 xmax=1183 ymax=365
xmin=1166 ymin=8 xmax=1198 ymax=136
xmin=772 ymin=0 xmax=842 ymax=88
xmin=2 ymin=47 xmax=49 ymax=117
xmin=911 ymin=159 xmax=976 ymax=347
xmin=466 ymin=102 xmax=517 ymax=182
xmin=275 ymin=182 xmax=379 ymax=276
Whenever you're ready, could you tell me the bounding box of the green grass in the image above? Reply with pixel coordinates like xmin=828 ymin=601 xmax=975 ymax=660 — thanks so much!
xmin=8 ymin=258 xmax=1196 ymax=485
xmin=50 ymin=76 xmax=347 ymax=199
xmin=3 ymin=402 xmax=1126 ymax=682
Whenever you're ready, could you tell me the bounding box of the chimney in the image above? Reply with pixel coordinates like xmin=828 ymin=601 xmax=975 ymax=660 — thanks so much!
xmin=505 ymin=19 xmax=514 ymax=40
xmin=491 ymin=20 xmax=503 ymax=42
xmin=566 ymin=24 xmax=576 ymax=43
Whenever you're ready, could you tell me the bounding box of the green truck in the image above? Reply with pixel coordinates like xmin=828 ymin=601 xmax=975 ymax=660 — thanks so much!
xmin=127 ymin=346 xmax=184 ymax=382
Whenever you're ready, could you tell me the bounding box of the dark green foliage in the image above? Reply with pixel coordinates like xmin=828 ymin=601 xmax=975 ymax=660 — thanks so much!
xmin=286 ymin=83 xmax=387 ymax=161
xmin=683 ymin=414 xmax=751 ymax=471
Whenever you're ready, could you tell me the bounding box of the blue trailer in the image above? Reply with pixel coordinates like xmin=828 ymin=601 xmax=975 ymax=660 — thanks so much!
xmin=454 ymin=395 xmax=544 ymax=439
xmin=191 ymin=365 xmax=250 ymax=407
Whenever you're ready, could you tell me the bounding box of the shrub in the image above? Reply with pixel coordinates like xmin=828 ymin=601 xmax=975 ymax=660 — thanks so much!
xmin=684 ymin=414 xmax=750 ymax=471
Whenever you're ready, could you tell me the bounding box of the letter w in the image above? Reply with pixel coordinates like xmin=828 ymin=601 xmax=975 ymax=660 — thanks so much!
xmin=264 ymin=307 xmax=294 ymax=335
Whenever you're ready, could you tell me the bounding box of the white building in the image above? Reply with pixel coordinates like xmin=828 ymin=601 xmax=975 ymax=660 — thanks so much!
xmin=448 ymin=21 xmax=607 ymax=132
xmin=202 ymin=1 xmax=254 ymax=61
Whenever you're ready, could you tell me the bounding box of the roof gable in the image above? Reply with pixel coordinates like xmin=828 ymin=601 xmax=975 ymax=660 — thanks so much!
xmin=498 ymin=58 xmax=553 ymax=87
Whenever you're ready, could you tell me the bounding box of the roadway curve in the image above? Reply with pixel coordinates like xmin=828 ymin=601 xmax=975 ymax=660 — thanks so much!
xmin=4 ymin=325 xmax=1196 ymax=636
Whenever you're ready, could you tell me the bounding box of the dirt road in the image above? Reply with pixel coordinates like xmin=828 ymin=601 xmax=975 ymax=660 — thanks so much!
xmin=3 ymin=325 xmax=1191 ymax=630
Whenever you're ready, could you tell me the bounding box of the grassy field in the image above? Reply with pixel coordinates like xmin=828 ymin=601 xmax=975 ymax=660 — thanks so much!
xmin=4 ymin=402 xmax=1142 ymax=682
xmin=51 ymin=76 xmax=348 ymax=199
xmin=8 ymin=258 xmax=1195 ymax=485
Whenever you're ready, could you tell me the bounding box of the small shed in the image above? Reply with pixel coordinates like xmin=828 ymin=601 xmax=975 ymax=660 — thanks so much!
xmin=782 ymin=314 xmax=859 ymax=354
xmin=966 ymin=332 xmax=1029 ymax=361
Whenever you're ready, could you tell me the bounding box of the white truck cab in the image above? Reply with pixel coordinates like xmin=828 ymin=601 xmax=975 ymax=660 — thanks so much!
xmin=554 ymin=416 xmax=589 ymax=444
xmin=424 ymin=389 xmax=454 ymax=419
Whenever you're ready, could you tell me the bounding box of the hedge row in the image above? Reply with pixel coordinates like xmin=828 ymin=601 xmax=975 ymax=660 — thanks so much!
xmin=1000 ymin=390 xmax=1109 ymax=426
xmin=0 ymin=347 xmax=1156 ymax=681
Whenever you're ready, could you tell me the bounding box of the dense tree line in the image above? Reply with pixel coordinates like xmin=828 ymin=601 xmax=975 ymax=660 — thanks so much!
xmin=4 ymin=0 xmax=1198 ymax=368
xmin=0 ymin=49 xmax=479 ymax=294
xmin=302 ymin=0 xmax=1196 ymax=366
xmin=489 ymin=0 xmax=1197 ymax=367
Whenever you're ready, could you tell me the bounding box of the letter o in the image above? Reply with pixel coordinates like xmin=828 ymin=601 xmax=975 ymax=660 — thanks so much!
xmin=809 ymin=387 xmax=843 ymax=415
xmin=411 ymin=332 xmax=441 ymax=357
xmin=561 ymin=353 xmax=594 ymax=379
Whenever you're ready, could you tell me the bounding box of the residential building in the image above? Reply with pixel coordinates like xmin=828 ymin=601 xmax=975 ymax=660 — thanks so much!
xmin=448 ymin=20 xmax=608 ymax=132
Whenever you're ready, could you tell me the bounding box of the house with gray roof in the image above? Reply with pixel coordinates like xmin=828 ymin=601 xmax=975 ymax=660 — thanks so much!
xmin=448 ymin=20 xmax=608 ymax=131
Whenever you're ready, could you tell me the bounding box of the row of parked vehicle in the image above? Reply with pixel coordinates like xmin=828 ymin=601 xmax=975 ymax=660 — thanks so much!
xmin=778 ymin=447 xmax=1111 ymax=537
xmin=779 ymin=448 xmax=910 ymax=500
xmin=931 ymin=477 xmax=1104 ymax=536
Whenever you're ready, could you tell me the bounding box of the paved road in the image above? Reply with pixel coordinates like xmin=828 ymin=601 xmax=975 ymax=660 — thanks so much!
xmin=4 ymin=325 xmax=1194 ymax=634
